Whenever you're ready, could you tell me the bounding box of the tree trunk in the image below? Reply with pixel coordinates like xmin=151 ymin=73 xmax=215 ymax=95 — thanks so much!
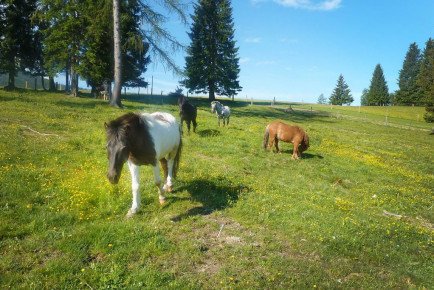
xmin=49 ymin=77 xmax=56 ymax=91
xmin=71 ymin=66 xmax=78 ymax=97
xmin=65 ymin=66 xmax=70 ymax=92
xmin=111 ymin=0 xmax=123 ymax=108
xmin=208 ymin=82 xmax=215 ymax=101
xmin=7 ymin=68 xmax=15 ymax=90
xmin=41 ymin=76 xmax=47 ymax=90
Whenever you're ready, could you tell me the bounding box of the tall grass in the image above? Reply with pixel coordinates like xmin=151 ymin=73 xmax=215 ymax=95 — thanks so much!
xmin=0 ymin=90 xmax=432 ymax=288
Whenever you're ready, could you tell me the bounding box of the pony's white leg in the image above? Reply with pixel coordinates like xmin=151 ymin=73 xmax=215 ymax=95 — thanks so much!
xmin=164 ymin=157 xmax=175 ymax=193
xmin=127 ymin=160 xmax=140 ymax=218
xmin=152 ymin=163 xmax=166 ymax=204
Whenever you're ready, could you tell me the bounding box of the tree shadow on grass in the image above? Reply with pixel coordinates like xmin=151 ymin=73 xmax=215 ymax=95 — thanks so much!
xmin=197 ymin=129 xmax=221 ymax=137
xmin=170 ymin=178 xmax=246 ymax=222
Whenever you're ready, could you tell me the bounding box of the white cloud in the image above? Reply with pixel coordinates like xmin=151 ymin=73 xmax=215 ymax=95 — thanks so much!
xmin=255 ymin=0 xmax=342 ymax=11
xmin=279 ymin=38 xmax=299 ymax=43
xmin=245 ymin=37 xmax=261 ymax=43
xmin=240 ymin=58 xmax=251 ymax=63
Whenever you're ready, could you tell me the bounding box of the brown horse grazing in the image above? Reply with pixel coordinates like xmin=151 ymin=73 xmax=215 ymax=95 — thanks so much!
xmin=263 ymin=121 xmax=309 ymax=159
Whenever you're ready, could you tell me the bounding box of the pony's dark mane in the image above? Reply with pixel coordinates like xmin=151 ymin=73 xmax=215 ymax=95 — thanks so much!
xmin=106 ymin=113 xmax=157 ymax=166
xmin=106 ymin=113 xmax=139 ymax=140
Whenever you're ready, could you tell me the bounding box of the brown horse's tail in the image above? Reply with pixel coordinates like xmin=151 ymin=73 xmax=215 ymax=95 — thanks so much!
xmin=172 ymin=137 xmax=182 ymax=179
xmin=263 ymin=125 xmax=270 ymax=151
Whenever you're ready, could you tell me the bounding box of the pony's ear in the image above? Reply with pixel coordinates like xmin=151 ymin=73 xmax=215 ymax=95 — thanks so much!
xmin=124 ymin=124 xmax=131 ymax=134
xmin=104 ymin=122 xmax=109 ymax=129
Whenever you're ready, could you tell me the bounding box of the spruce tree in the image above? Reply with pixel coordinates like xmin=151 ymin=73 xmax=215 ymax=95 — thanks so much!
xmin=329 ymin=74 xmax=353 ymax=105
xmin=417 ymin=38 xmax=434 ymax=122
xmin=184 ymin=0 xmax=241 ymax=100
xmin=367 ymin=64 xmax=389 ymax=106
xmin=317 ymin=93 xmax=327 ymax=104
xmin=360 ymin=89 xmax=369 ymax=106
xmin=0 ymin=0 xmax=38 ymax=89
xmin=395 ymin=43 xmax=422 ymax=105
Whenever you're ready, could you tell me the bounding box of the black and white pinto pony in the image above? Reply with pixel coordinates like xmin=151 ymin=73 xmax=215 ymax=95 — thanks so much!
xmin=178 ymin=95 xmax=197 ymax=135
xmin=211 ymin=101 xmax=231 ymax=127
xmin=105 ymin=112 xmax=182 ymax=217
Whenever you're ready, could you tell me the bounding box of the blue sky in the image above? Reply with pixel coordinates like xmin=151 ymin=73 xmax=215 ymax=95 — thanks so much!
xmin=142 ymin=0 xmax=433 ymax=105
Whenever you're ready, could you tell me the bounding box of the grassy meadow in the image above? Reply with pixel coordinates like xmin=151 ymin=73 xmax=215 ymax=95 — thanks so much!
xmin=0 ymin=90 xmax=433 ymax=288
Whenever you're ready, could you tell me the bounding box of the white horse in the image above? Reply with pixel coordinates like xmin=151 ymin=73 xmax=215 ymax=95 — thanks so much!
xmin=211 ymin=101 xmax=231 ymax=127
xmin=105 ymin=112 xmax=182 ymax=217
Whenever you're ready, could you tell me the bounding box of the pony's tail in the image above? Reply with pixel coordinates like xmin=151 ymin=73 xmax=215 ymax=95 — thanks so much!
xmin=172 ymin=137 xmax=182 ymax=179
xmin=263 ymin=125 xmax=269 ymax=151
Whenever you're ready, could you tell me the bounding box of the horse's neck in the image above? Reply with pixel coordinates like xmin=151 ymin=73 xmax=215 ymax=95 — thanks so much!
xmin=215 ymin=103 xmax=223 ymax=115
xmin=127 ymin=118 xmax=157 ymax=165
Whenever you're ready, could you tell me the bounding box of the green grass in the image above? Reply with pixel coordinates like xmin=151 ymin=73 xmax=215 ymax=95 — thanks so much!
xmin=0 ymin=90 xmax=433 ymax=288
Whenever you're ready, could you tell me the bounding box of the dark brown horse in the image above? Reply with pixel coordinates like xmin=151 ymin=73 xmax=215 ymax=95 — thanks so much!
xmin=263 ymin=121 xmax=309 ymax=159
xmin=178 ymin=95 xmax=197 ymax=135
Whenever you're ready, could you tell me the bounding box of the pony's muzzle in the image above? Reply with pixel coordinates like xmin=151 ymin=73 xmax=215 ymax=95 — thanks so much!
xmin=107 ymin=170 xmax=120 ymax=184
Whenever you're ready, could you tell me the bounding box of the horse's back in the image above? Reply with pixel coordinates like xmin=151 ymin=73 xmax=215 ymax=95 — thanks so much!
xmin=223 ymin=106 xmax=231 ymax=116
xmin=141 ymin=112 xmax=180 ymax=158
xmin=269 ymin=121 xmax=303 ymax=143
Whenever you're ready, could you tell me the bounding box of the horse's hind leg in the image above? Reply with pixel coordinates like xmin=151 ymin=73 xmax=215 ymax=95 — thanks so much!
xmin=192 ymin=118 xmax=197 ymax=133
xmin=152 ymin=163 xmax=166 ymax=204
xmin=164 ymin=149 xmax=178 ymax=193
xmin=268 ymin=134 xmax=275 ymax=153
xmin=127 ymin=160 xmax=140 ymax=218
xmin=160 ymin=158 xmax=168 ymax=186
xmin=179 ymin=116 xmax=184 ymax=135
xmin=226 ymin=116 xmax=230 ymax=127
xmin=186 ymin=120 xmax=191 ymax=134
xmin=274 ymin=138 xmax=281 ymax=154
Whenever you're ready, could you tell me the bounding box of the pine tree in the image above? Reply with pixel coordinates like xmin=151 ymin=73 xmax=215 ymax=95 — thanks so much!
xmin=395 ymin=43 xmax=422 ymax=105
xmin=111 ymin=0 xmax=187 ymax=107
xmin=367 ymin=64 xmax=389 ymax=106
xmin=39 ymin=0 xmax=86 ymax=95
xmin=329 ymin=74 xmax=353 ymax=105
xmin=78 ymin=0 xmax=150 ymax=97
xmin=184 ymin=0 xmax=242 ymax=100
xmin=417 ymin=38 xmax=434 ymax=122
xmin=360 ymin=89 xmax=369 ymax=106
xmin=317 ymin=93 xmax=327 ymax=104
xmin=0 ymin=0 xmax=38 ymax=89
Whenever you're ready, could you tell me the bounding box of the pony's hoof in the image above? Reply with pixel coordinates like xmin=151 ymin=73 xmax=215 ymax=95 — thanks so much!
xmin=126 ymin=209 xmax=136 ymax=218
xmin=159 ymin=198 xmax=166 ymax=205
xmin=163 ymin=184 xmax=173 ymax=193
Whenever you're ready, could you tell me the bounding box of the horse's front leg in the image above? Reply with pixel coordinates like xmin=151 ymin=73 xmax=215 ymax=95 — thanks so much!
xmin=127 ymin=160 xmax=140 ymax=218
xmin=222 ymin=116 xmax=225 ymax=127
xmin=217 ymin=116 xmax=221 ymax=127
xmin=152 ymin=163 xmax=166 ymax=204
xmin=292 ymin=142 xmax=299 ymax=160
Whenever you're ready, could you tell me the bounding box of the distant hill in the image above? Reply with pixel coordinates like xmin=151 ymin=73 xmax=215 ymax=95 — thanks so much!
xmin=0 ymin=72 xmax=50 ymax=90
